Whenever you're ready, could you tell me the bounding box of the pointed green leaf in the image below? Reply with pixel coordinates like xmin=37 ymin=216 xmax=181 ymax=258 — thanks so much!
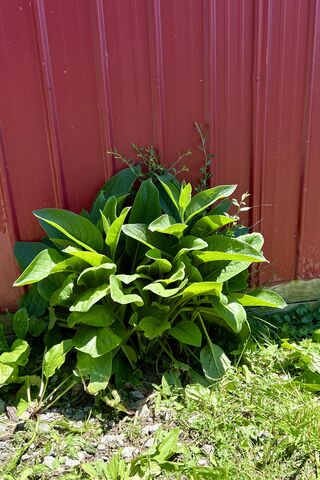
xmin=232 ymin=289 xmax=287 ymax=309
xmin=106 ymin=207 xmax=131 ymax=259
xmin=70 ymin=284 xmax=110 ymax=312
xmin=0 ymin=363 xmax=17 ymax=386
xmin=43 ymin=339 xmax=73 ymax=379
xmin=211 ymin=298 xmax=247 ymax=333
xmin=149 ymin=214 xmax=187 ymax=238
xmin=122 ymin=224 xmax=173 ymax=254
xmin=49 ymin=273 xmax=76 ymax=306
xmin=110 ymin=275 xmax=143 ymax=306
xmin=170 ymin=321 xmax=202 ymax=347
xmin=180 ymin=282 xmax=222 ymax=298
xmin=77 ymin=263 xmax=116 ymax=287
xmin=191 ymin=215 xmax=234 ymax=237
xmin=200 ymin=343 xmax=231 ymax=382
xmin=194 ymin=235 xmax=266 ymax=263
xmin=179 ymin=182 xmax=192 ymax=218
xmin=143 ymin=279 xmax=188 ymax=298
xmin=73 ymin=326 xmax=121 ymax=357
xmin=68 ymin=305 xmax=114 ymax=328
xmin=12 ymin=308 xmax=29 ymax=339
xmin=77 ymin=351 xmax=112 ymax=394
xmin=14 ymin=249 xmax=65 ymax=287
xmin=62 ymin=246 xmax=110 ymax=267
xmin=185 ymin=185 xmax=237 ymax=222
xmin=33 ymin=208 xmax=104 ymax=252
xmin=0 ymin=339 xmax=30 ymax=366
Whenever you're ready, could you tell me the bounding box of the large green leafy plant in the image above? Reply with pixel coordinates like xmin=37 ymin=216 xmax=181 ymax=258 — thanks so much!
xmin=8 ymin=164 xmax=286 ymax=401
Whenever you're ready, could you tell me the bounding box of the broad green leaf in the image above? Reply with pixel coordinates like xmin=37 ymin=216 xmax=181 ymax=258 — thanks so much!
xmin=77 ymin=351 xmax=112 ymax=394
xmin=157 ymin=176 xmax=181 ymax=213
xmin=185 ymin=185 xmax=237 ymax=222
xmin=201 ymin=260 xmax=250 ymax=283
xmin=12 ymin=308 xmax=29 ymax=339
xmin=191 ymin=215 xmax=234 ymax=237
xmin=137 ymin=249 xmax=172 ymax=276
xmin=52 ymin=256 xmax=87 ymax=274
xmin=115 ymin=274 xmax=141 ymax=284
xmin=122 ymin=224 xmax=173 ymax=254
xmin=126 ymin=179 xmax=162 ymax=260
xmin=232 ymin=289 xmax=287 ymax=309
xmin=180 ymin=281 xmax=222 ymax=298
xmin=33 ymin=209 xmax=103 ymax=253
xmin=156 ymin=261 xmax=185 ymax=285
xmin=226 ymin=268 xmax=249 ymax=292
xmin=169 ymin=321 xmax=202 ymax=347
xmin=143 ymin=279 xmax=188 ymax=298
xmin=0 ymin=339 xmax=30 ymax=366
xmin=139 ymin=316 xmax=170 ymax=339
xmin=194 ymin=235 xmax=266 ymax=263
xmin=73 ymin=326 xmax=121 ymax=357
xmin=43 ymin=339 xmax=73 ymax=379
xmin=174 ymin=236 xmax=207 ymax=261
xmin=70 ymin=284 xmax=110 ymax=312
xmin=14 ymin=242 xmax=48 ymax=270
xmin=238 ymin=232 xmax=264 ymax=251
xmin=105 ymin=207 xmax=131 ymax=260
xmin=0 ymin=363 xmax=17 ymax=386
xmin=200 ymin=342 xmax=231 ymax=382
xmin=149 ymin=214 xmax=187 ymax=238
xmin=179 ymin=182 xmax=192 ymax=219
xmin=110 ymin=275 xmax=143 ymax=306
xmin=49 ymin=273 xmax=76 ymax=306
xmin=13 ymin=248 xmax=65 ymax=286
xmin=101 ymin=196 xmax=117 ymax=224
xmin=152 ymin=428 xmax=181 ymax=462
xmin=211 ymin=298 xmax=247 ymax=333
xmin=77 ymin=263 xmax=116 ymax=287
xmin=101 ymin=166 xmax=140 ymax=198
xmin=68 ymin=305 xmax=114 ymax=328
xmin=62 ymin=246 xmax=110 ymax=267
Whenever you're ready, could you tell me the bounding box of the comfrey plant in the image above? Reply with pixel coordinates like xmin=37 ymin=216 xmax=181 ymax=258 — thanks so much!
xmin=6 ymin=163 xmax=286 ymax=405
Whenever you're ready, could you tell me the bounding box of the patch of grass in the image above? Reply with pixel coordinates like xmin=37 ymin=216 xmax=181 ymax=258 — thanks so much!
xmin=2 ymin=340 xmax=320 ymax=479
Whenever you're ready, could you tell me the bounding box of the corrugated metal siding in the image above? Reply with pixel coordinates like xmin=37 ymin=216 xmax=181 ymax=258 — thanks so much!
xmin=0 ymin=0 xmax=319 ymax=308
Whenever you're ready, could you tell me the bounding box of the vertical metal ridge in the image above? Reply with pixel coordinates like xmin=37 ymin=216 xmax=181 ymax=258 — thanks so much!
xmin=250 ymin=0 xmax=272 ymax=284
xmin=32 ymin=0 xmax=66 ymax=208
xmin=203 ymin=0 xmax=217 ymax=185
xmin=0 ymin=120 xmax=22 ymax=295
xmin=295 ymin=0 xmax=319 ymax=278
xmin=147 ymin=0 xmax=166 ymax=162
xmin=89 ymin=0 xmax=114 ymax=179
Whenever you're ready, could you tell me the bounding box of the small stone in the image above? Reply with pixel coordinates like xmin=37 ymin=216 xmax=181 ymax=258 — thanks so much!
xmin=0 ymin=442 xmax=7 ymax=450
xmin=202 ymin=444 xmax=214 ymax=455
xmin=77 ymin=451 xmax=86 ymax=461
xmin=101 ymin=433 xmax=125 ymax=445
xmin=0 ymin=424 xmax=6 ymax=433
xmin=108 ymin=420 xmax=116 ymax=428
xmin=198 ymin=458 xmax=209 ymax=466
xmin=121 ymin=446 xmax=136 ymax=459
xmin=43 ymin=455 xmax=55 ymax=469
xmin=21 ymin=453 xmax=30 ymax=461
xmin=97 ymin=444 xmax=106 ymax=451
xmin=65 ymin=457 xmax=80 ymax=468
xmin=39 ymin=422 xmax=50 ymax=433
xmin=130 ymin=391 xmax=145 ymax=401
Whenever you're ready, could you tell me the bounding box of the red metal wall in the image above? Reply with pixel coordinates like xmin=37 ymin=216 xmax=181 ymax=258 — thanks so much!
xmin=0 ymin=0 xmax=319 ymax=308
